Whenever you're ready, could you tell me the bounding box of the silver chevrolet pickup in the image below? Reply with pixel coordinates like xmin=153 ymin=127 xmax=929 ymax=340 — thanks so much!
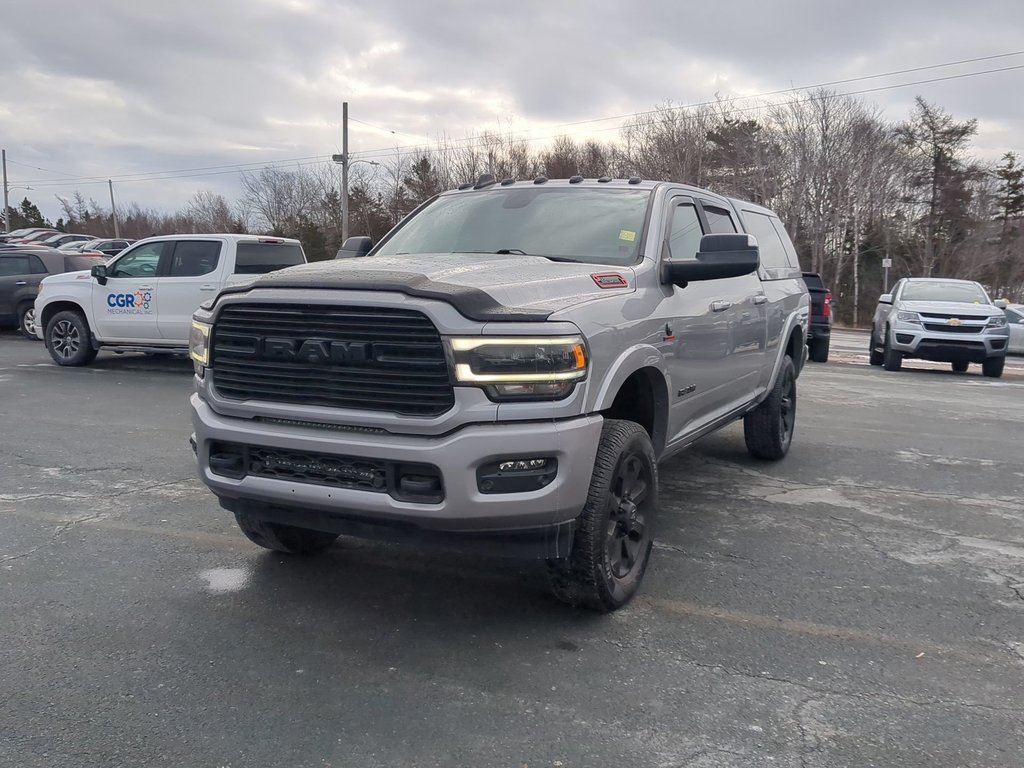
xmin=869 ymin=277 xmax=1010 ymax=377
xmin=189 ymin=176 xmax=809 ymax=611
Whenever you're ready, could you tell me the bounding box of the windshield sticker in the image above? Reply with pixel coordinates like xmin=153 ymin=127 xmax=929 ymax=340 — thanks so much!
xmin=618 ymin=229 xmax=637 ymax=242
xmin=107 ymin=289 xmax=154 ymax=315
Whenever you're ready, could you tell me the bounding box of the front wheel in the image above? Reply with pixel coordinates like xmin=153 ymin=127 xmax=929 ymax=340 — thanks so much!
xmin=869 ymin=330 xmax=884 ymax=366
xmin=45 ymin=311 xmax=98 ymax=366
xmin=982 ymin=356 xmax=1005 ymax=379
xmin=952 ymin=361 xmax=969 ymax=373
xmin=882 ymin=327 xmax=902 ymax=371
xmin=234 ymin=511 xmax=339 ymax=554
xmin=808 ymin=337 xmax=829 ymax=363
xmin=744 ymin=355 xmax=796 ymax=461
xmin=547 ymin=419 xmax=658 ymax=612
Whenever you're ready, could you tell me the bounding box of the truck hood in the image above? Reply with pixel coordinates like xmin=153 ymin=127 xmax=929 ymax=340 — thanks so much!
xmin=898 ymin=300 xmax=1001 ymax=318
xmin=219 ymin=253 xmax=637 ymax=321
xmin=40 ymin=269 xmax=93 ymax=286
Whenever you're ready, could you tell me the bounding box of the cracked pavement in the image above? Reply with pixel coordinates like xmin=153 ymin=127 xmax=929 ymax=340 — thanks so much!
xmin=1 ymin=331 xmax=1023 ymax=767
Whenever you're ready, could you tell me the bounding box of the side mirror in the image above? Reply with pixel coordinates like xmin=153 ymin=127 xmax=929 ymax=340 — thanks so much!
xmin=335 ymin=236 xmax=373 ymax=259
xmin=663 ymin=233 xmax=760 ymax=288
xmin=878 ymin=293 xmax=893 ymax=305
xmin=91 ymin=264 xmax=108 ymax=285
xmin=994 ymin=299 xmax=1008 ymax=309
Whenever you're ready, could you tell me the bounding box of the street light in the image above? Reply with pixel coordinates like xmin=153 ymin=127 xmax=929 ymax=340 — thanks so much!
xmin=331 ymin=152 xmax=379 ymax=243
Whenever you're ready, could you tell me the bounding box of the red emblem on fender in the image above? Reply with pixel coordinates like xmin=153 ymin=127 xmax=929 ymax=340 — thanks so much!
xmin=591 ymin=273 xmax=628 ymax=289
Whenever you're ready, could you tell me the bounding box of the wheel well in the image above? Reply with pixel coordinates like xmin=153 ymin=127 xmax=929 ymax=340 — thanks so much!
xmin=39 ymin=301 xmax=87 ymax=333
xmin=603 ymin=367 xmax=669 ymax=454
xmin=787 ymin=326 xmax=805 ymax=372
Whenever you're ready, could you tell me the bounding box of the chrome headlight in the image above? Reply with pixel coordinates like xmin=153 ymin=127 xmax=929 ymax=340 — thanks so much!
xmin=896 ymin=311 xmax=921 ymax=323
xmin=449 ymin=336 xmax=588 ymax=401
xmin=190 ymin=319 xmax=212 ymax=369
xmin=986 ymin=315 xmax=1007 ymax=328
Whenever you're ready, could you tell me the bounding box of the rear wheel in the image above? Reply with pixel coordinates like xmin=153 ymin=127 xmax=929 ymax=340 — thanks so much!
xmin=882 ymin=326 xmax=902 ymax=371
xmin=807 ymin=337 xmax=829 ymax=363
xmin=44 ymin=311 xmax=98 ymax=366
xmin=744 ymin=355 xmax=796 ymax=461
xmin=982 ymin=356 xmax=1005 ymax=379
xmin=951 ymin=361 xmax=969 ymax=373
xmin=17 ymin=302 xmax=37 ymax=338
xmin=233 ymin=511 xmax=339 ymax=554
xmin=547 ymin=420 xmax=657 ymax=612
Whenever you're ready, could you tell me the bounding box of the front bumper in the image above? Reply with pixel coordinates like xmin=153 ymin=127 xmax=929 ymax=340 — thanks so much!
xmin=190 ymin=394 xmax=602 ymax=537
xmin=890 ymin=323 xmax=1008 ymax=362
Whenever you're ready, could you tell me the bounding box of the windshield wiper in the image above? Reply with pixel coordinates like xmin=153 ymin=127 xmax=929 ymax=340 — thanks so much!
xmin=450 ymin=249 xmax=579 ymax=263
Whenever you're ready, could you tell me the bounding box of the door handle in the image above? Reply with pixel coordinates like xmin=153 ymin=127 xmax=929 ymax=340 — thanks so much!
xmin=15 ymin=281 xmax=28 ymax=286
xmin=753 ymin=294 xmax=768 ymax=305
xmin=199 ymin=284 xmax=217 ymax=291
xmin=711 ymin=300 xmax=733 ymax=312
xmin=138 ymin=284 xmax=154 ymax=290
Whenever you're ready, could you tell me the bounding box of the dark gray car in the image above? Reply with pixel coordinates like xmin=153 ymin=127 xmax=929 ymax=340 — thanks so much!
xmin=0 ymin=248 xmax=105 ymax=337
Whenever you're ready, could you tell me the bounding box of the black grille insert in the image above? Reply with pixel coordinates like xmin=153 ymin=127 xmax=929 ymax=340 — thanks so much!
xmin=210 ymin=304 xmax=454 ymax=416
xmin=922 ymin=323 xmax=983 ymax=334
xmin=209 ymin=441 xmax=444 ymax=503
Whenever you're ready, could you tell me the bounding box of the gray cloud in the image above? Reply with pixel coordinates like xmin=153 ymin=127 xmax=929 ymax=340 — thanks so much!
xmin=2 ymin=0 xmax=1022 ymax=222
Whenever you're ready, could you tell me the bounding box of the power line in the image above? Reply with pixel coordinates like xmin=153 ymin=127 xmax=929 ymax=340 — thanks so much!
xmin=9 ymin=51 xmax=1024 ymax=189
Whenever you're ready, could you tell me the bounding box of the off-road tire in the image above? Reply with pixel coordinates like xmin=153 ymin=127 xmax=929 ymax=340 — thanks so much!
xmin=17 ymin=302 xmax=37 ymax=339
xmin=952 ymin=361 xmax=969 ymax=373
xmin=233 ymin=511 xmax=339 ymax=554
xmin=982 ymin=356 xmax=1005 ymax=379
xmin=744 ymin=355 xmax=796 ymax=461
xmin=547 ymin=419 xmax=658 ymax=612
xmin=808 ymin=337 xmax=829 ymax=363
xmin=44 ymin=310 xmax=98 ymax=366
xmin=868 ymin=330 xmax=884 ymax=366
xmin=882 ymin=326 xmax=902 ymax=371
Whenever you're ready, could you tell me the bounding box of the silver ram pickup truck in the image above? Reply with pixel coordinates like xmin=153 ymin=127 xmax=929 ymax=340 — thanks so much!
xmin=189 ymin=176 xmax=809 ymax=611
xmin=869 ymin=277 xmax=1010 ymax=377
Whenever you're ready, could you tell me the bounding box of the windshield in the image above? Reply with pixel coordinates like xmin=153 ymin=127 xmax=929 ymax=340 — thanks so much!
xmin=374 ymin=187 xmax=652 ymax=266
xmin=901 ymin=281 xmax=989 ymax=304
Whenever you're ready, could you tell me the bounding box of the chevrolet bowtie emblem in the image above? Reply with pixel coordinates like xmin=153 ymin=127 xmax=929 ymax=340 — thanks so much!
xmin=949 ymin=318 xmax=962 ymax=326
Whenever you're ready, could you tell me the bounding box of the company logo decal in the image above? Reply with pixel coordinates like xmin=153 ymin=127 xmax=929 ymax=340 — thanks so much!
xmin=107 ymin=290 xmax=154 ymax=314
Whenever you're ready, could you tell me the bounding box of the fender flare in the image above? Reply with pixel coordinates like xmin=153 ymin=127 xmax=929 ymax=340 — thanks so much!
xmin=761 ymin=314 xmax=807 ymax=401
xmin=591 ymin=343 xmax=668 ymax=412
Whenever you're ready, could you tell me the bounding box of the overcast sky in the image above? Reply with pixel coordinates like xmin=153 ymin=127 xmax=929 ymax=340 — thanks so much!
xmin=2 ymin=0 xmax=1023 ymax=223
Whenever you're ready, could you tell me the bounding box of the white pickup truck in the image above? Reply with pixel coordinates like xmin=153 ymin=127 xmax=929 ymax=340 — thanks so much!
xmin=35 ymin=234 xmax=306 ymax=366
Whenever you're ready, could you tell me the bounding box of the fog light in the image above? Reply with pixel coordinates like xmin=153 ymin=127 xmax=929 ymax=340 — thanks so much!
xmin=498 ymin=458 xmax=549 ymax=472
xmin=478 ymin=458 xmax=558 ymax=494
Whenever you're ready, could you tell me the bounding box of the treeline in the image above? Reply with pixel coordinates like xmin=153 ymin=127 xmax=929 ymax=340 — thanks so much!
xmin=7 ymin=89 xmax=1023 ymax=324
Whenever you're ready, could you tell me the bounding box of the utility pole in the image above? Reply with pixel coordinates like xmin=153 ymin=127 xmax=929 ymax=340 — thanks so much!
xmin=341 ymin=101 xmax=349 ymax=243
xmin=2 ymin=149 xmax=9 ymax=234
xmin=108 ymin=179 xmax=120 ymax=238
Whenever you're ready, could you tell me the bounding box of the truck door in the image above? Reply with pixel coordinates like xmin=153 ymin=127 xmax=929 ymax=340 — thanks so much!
xmin=91 ymin=241 xmax=170 ymax=341
xmin=156 ymin=240 xmax=226 ymax=343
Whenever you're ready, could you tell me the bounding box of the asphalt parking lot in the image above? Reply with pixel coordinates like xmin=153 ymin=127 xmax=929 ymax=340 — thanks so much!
xmin=2 ymin=330 xmax=1023 ymax=767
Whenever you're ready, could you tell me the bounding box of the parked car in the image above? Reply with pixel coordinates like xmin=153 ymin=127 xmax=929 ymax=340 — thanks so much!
xmin=11 ymin=230 xmax=60 ymax=244
xmin=189 ymin=176 xmax=810 ymax=612
xmin=80 ymin=238 xmax=134 ymax=257
xmin=0 ymin=227 xmax=55 ymax=244
xmin=38 ymin=233 xmax=92 ymax=248
xmin=801 ymin=272 xmax=832 ymax=362
xmin=1004 ymin=303 xmax=1024 ymax=355
xmin=869 ymin=277 xmax=1010 ymax=377
xmin=0 ymin=247 xmax=105 ymax=336
xmin=57 ymin=241 xmax=96 ymax=253
xmin=35 ymin=234 xmax=306 ymax=363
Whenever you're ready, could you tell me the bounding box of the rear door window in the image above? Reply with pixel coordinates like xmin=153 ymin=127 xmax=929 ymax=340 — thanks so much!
xmin=0 ymin=255 xmax=32 ymax=276
xmin=741 ymin=211 xmax=793 ymax=274
xmin=234 ymin=242 xmax=306 ymax=274
xmin=168 ymin=241 xmax=221 ymax=277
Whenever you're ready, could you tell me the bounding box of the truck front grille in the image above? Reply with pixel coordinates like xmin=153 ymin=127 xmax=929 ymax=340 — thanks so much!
xmin=210 ymin=303 xmax=455 ymax=416
xmin=922 ymin=323 xmax=983 ymax=334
